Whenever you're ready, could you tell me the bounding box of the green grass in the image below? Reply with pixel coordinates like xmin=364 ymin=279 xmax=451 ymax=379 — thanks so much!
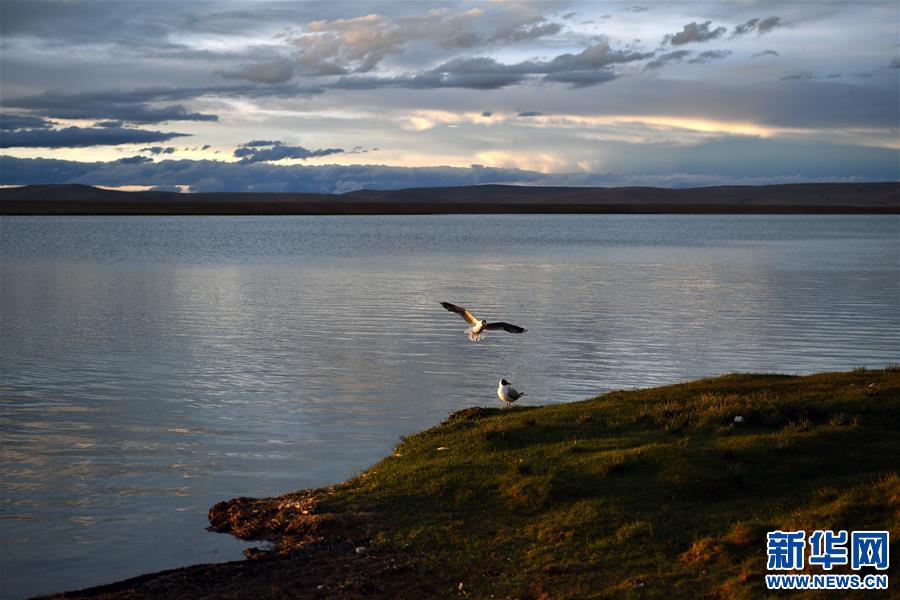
xmin=218 ymin=369 xmax=900 ymax=599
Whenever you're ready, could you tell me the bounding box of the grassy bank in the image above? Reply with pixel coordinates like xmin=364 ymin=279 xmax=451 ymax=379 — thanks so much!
xmin=49 ymin=369 xmax=899 ymax=599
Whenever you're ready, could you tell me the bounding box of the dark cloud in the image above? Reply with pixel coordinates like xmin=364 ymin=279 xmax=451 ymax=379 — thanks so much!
xmin=95 ymin=120 xmax=124 ymax=128
xmin=645 ymin=48 xmax=730 ymax=69
xmin=240 ymin=140 xmax=281 ymax=147
xmin=141 ymin=146 xmax=177 ymax=155
xmin=688 ymin=50 xmax=732 ymax=64
xmin=663 ymin=21 xmax=727 ymax=45
xmin=621 ymin=6 xmax=649 ymax=13
xmin=781 ymin=72 xmax=843 ymax=81
xmin=756 ymin=16 xmax=783 ymax=34
xmin=233 ymin=141 xmax=344 ymax=164
xmin=780 ymin=72 xmax=816 ymax=81
xmin=562 ymin=12 xmax=577 ymax=20
xmin=890 ymin=57 xmax=900 ymax=69
xmin=481 ymin=111 xmax=493 ymax=117
xmin=0 ymin=112 xmax=53 ymax=130
xmin=540 ymin=42 xmax=653 ymax=71
xmin=0 ymin=126 xmax=188 ymax=148
xmin=495 ymin=21 xmax=563 ymax=43
xmin=333 ymin=41 xmax=652 ymax=90
xmin=4 ymin=89 xmax=219 ymax=124
xmin=201 ymin=144 xmax=211 ymax=150
xmin=732 ymin=16 xmax=782 ymax=38
xmin=1 ymin=83 xmax=321 ymax=126
xmin=542 ymin=70 xmax=616 ymax=87
xmin=645 ymin=50 xmax=692 ymax=69
xmin=516 ymin=111 xmax=543 ymax=117
xmin=752 ymin=50 xmax=780 ymax=58
xmin=117 ymin=156 xmax=153 ymax=164
xmin=218 ymin=57 xmax=295 ymax=84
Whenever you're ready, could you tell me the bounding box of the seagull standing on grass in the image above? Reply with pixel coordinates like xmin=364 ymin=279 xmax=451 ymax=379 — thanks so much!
xmin=497 ymin=379 xmax=525 ymax=408
xmin=439 ymin=301 xmax=527 ymax=341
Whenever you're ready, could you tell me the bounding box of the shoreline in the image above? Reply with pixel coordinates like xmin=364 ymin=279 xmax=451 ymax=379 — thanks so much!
xmin=39 ymin=368 xmax=900 ymax=599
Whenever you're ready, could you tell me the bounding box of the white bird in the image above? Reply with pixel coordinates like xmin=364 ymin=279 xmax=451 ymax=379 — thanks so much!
xmin=440 ymin=301 xmax=527 ymax=341
xmin=497 ymin=379 xmax=525 ymax=408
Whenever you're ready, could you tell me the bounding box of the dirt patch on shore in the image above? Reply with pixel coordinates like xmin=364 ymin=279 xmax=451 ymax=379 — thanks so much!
xmin=208 ymin=489 xmax=330 ymax=557
xmin=40 ymin=543 xmax=428 ymax=599
xmin=42 ymin=489 xmax=433 ymax=599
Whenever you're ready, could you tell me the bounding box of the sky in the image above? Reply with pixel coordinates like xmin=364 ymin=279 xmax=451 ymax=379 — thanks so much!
xmin=1 ymin=0 xmax=898 ymax=193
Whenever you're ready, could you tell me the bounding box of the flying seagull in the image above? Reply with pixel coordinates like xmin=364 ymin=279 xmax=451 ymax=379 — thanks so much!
xmin=498 ymin=379 xmax=525 ymax=408
xmin=439 ymin=301 xmax=527 ymax=341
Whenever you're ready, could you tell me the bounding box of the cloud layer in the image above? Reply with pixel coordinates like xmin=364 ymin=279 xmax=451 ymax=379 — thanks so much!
xmin=0 ymin=126 xmax=188 ymax=148
xmin=0 ymin=1 xmax=897 ymax=189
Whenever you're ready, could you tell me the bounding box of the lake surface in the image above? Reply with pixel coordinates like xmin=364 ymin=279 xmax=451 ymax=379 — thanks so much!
xmin=1 ymin=215 xmax=898 ymax=598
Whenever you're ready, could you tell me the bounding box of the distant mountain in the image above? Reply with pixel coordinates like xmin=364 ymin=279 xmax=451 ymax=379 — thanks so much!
xmin=1 ymin=182 xmax=898 ymax=215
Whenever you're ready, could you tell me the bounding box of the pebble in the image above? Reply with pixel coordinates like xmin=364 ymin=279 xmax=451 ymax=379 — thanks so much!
xmin=355 ymin=546 xmax=368 ymax=555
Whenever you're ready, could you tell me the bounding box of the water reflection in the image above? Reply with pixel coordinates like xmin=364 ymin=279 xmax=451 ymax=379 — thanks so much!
xmin=1 ymin=215 xmax=898 ymax=598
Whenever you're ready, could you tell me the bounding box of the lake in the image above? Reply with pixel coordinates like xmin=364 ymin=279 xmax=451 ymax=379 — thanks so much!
xmin=1 ymin=214 xmax=898 ymax=598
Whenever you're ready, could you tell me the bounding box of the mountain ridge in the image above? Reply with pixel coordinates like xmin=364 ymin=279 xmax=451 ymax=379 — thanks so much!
xmin=2 ymin=182 xmax=898 ymax=214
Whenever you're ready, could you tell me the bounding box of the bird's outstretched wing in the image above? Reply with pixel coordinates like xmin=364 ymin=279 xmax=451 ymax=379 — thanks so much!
xmin=484 ymin=322 xmax=527 ymax=334
xmin=440 ymin=301 xmax=478 ymax=326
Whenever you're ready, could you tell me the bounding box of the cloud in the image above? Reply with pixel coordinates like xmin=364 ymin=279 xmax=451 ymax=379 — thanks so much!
xmin=646 ymin=50 xmax=692 ymax=69
xmin=290 ymin=9 xmax=565 ymax=75
xmin=240 ymin=140 xmax=281 ymax=147
xmin=781 ymin=72 xmax=843 ymax=81
xmin=0 ymin=113 xmax=53 ymax=130
xmin=117 ymin=156 xmax=154 ymax=164
xmin=542 ymin=70 xmax=617 ymax=86
xmin=688 ymin=50 xmax=732 ymax=64
xmin=752 ymin=50 xmax=780 ymax=58
xmin=780 ymin=72 xmax=816 ymax=81
xmin=3 ymin=89 xmax=219 ymax=124
xmin=333 ymin=41 xmax=652 ymax=90
xmin=218 ymin=57 xmax=295 ymax=84
xmin=663 ymin=21 xmax=727 ymax=46
xmin=233 ymin=140 xmax=344 ymax=163
xmin=890 ymin=57 xmax=900 ymax=69
xmin=0 ymin=126 xmax=189 ymax=148
xmin=495 ymin=21 xmax=562 ymax=43
xmin=540 ymin=41 xmax=653 ymax=71
xmin=141 ymin=146 xmax=177 ymax=155
xmin=732 ymin=16 xmax=782 ymax=38
xmin=516 ymin=111 xmax=543 ymax=117
xmin=1 ymin=83 xmax=322 ymax=128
